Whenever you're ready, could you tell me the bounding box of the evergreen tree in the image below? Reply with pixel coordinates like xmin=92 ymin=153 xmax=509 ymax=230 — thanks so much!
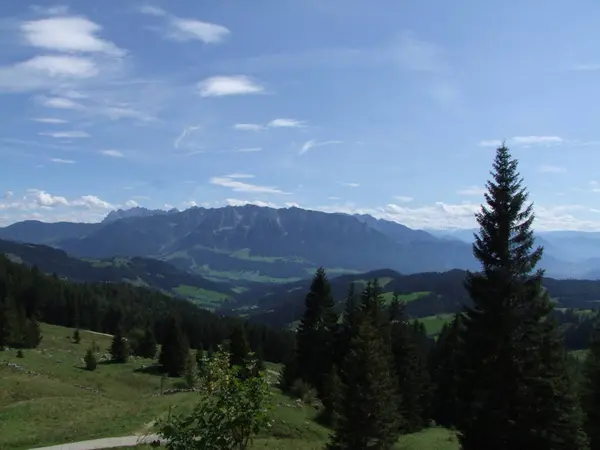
xmin=73 ymin=328 xmax=81 ymax=344
xmin=110 ymin=326 xmax=129 ymax=363
xmin=456 ymin=145 xmax=588 ymax=450
xmin=229 ymin=323 xmax=250 ymax=368
xmin=184 ymin=352 xmax=197 ymax=389
xmin=429 ymin=313 xmax=463 ymax=428
xmin=582 ymin=321 xmax=600 ymax=449
xmin=25 ymin=317 xmax=42 ymax=348
xmin=0 ymin=296 xmax=10 ymax=349
xmin=390 ymin=300 xmax=430 ymax=433
xmin=84 ymin=345 xmax=97 ymax=371
xmin=136 ymin=324 xmax=157 ymax=358
xmin=328 ymin=317 xmax=401 ymax=449
xmin=294 ymin=267 xmax=338 ymax=397
xmin=159 ymin=314 xmax=190 ymax=377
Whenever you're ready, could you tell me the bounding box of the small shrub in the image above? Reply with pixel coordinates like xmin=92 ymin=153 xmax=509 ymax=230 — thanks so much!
xmin=290 ymin=378 xmax=318 ymax=404
xmin=16 ymin=349 xmax=24 ymax=358
xmin=84 ymin=346 xmax=97 ymax=371
xmin=73 ymin=329 xmax=81 ymax=344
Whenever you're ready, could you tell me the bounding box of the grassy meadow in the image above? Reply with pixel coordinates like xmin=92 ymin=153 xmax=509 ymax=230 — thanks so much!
xmin=0 ymin=323 xmax=458 ymax=450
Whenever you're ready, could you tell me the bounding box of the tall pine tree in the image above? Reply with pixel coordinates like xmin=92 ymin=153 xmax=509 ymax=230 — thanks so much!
xmin=159 ymin=314 xmax=189 ymax=377
xmin=293 ymin=267 xmax=338 ymax=398
xmin=456 ymin=144 xmax=588 ymax=450
xmin=390 ymin=297 xmax=430 ymax=433
xmin=110 ymin=326 xmax=129 ymax=363
xmin=428 ymin=313 xmax=463 ymax=428
xmin=582 ymin=320 xmax=600 ymax=450
xmin=328 ymin=308 xmax=401 ymax=449
xmin=229 ymin=323 xmax=250 ymax=368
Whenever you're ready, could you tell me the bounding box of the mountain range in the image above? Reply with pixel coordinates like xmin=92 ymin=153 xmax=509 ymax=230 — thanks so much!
xmin=2 ymin=205 xmax=600 ymax=282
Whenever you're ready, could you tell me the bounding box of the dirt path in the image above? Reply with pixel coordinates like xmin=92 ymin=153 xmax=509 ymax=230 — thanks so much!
xmin=29 ymin=435 xmax=165 ymax=450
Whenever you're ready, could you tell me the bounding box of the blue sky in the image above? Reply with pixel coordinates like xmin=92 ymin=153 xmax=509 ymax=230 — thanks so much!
xmin=2 ymin=0 xmax=600 ymax=230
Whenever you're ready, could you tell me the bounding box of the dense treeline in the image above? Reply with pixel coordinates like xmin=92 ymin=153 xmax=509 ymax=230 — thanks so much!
xmin=0 ymin=256 xmax=293 ymax=363
xmin=280 ymin=146 xmax=600 ymax=449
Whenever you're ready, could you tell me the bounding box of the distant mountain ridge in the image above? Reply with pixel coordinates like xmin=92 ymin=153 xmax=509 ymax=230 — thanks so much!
xmin=1 ymin=205 xmax=600 ymax=281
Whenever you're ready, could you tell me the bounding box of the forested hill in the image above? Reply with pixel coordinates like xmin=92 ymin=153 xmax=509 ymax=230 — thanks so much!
xmin=229 ymin=268 xmax=600 ymax=329
xmin=0 ymin=255 xmax=293 ymax=363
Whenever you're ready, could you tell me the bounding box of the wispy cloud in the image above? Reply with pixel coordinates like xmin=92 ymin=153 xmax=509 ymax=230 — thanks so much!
xmin=32 ymin=117 xmax=67 ymax=124
xmin=340 ymin=182 xmax=360 ymax=188
xmin=268 ymin=118 xmax=304 ymax=128
xmin=210 ymin=176 xmax=286 ymax=194
xmin=198 ymin=75 xmax=264 ymax=97
xmin=233 ymin=119 xmax=305 ymax=131
xmin=538 ymin=165 xmax=566 ymax=174
xmin=394 ymin=195 xmax=413 ymax=203
xmin=39 ymin=130 xmax=90 ymax=138
xmin=40 ymin=96 xmax=85 ymax=109
xmin=50 ymin=158 xmax=75 ymax=164
xmin=100 ymin=149 xmax=124 ymax=158
xmin=233 ymin=123 xmax=264 ymax=131
xmin=139 ymin=5 xmax=230 ymax=44
xmin=236 ymin=147 xmax=262 ymax=152
xmin=457 ymin=185 xmax=486 ymax=196
xmin=174 ymin=124 xmax=202 ymax=149
xmin=224 ymin=173 xmax=254 ymax=179
xmin=30 ymin=5 xmax=70 ymax=15
xmin=512 ymin=136 xmax=563 ymax=146
xmin=479 ymin=136 xmax=563 ymax=147
xmin=299 ymin=139 xmax=343 ymax=155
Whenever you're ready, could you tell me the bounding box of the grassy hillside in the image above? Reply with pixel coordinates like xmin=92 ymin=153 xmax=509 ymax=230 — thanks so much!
xmin=0 ymin=323 xmax=458 ymax=450
xmin=0 ymin=239 xmax=235 ymax=309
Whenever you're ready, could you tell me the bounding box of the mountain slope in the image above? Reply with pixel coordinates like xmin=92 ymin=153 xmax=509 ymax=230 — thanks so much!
xmin=229 ymin=268 xmax=600 ymax=328
xmin=0 ymin=205 xmax=481 ymax=282
xmin=0 ymin=239 xmax=234 ymax=307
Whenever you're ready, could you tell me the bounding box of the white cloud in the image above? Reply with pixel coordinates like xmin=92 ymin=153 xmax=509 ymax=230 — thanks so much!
xmin=182 ymin=200 xmax=198 ymax=208
xmin=40 ymin=96 xmax=85 ymax=109
xmin=174 ymin=124 xmax=202 ymax=149
xmin=198 ymin=75 xmax=264 ymax=97
xmin=39 ymin=130 xmax=90 ymax=138
xmin=32 ymin=117 xmax=67 ymax=124
xmin=394 ymin=195 xmax=413 ymax=203
xmin=138 ymin=5 xmax=167 ymax=16
xmin=457 ymin=185 xmax=486 ymax=196
xmin=72 ymin=195 xmax=113 ymax=209
xmin=341 ymin=182 xmax=360 ymax=188
xmin=267 ymin=118 xmax=304 ymax=128
xmin=27 ymin=189 xmax=69 ymax=207
xmin=225 ymin=198 xmax=278 ymax=208
xmin=233 ymin=123 xmax=264 ymax=131
xmin=21 ymin=55 xmax=98 ymax=77
xmin=101 ymin=149 xmax=124 ymax=158
xmin=538 ymin=165 xmax=566 ymax=174
xmin=50 ymin=158 xmax=75 ymax=164
xmin=210 ymin=176 xmax=286 ymax=194
xmin=168 ymin=18 xmax=230 ymax=44
xmin=139 ymin=5 xmax=230 ymax=44
xmin=4 ymin=191 xmax=14 ymax=200
xmin=299 ymin=139 xmax=343 ymax=155
xmin=512 ymin=136 xmax=563 ymax=146
xmin=479 ymin=136 xmax=563 ymax=148
xmin=101 ymin=106 xmax=153 ymax=121
xmin=0 ymin=55 xmax=98 ymax=92
xmin=237 ymin=147 xmax=262 ymax=152
xmin=21 ymin=16 xmax=125 ymax=56
xmin=224 ymin=173 xmax=254 ymax=179
xmin=124 ymin=199 xmax=139 ymax=208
